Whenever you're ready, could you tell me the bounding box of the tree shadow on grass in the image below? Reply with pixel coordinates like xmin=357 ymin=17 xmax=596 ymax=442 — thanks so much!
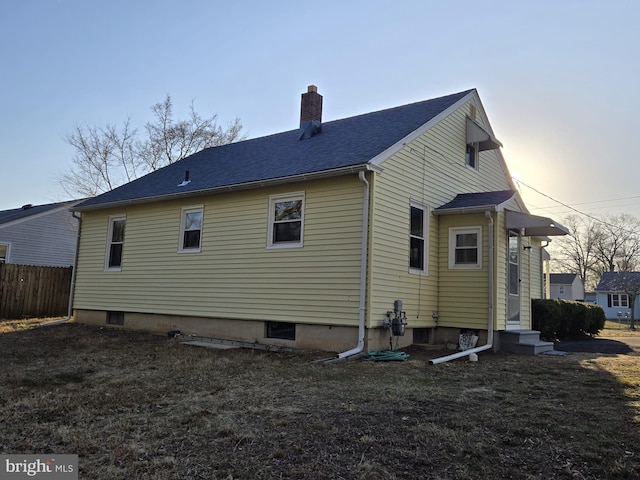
xmin=554 ymin=337 xmax=634 ymax=354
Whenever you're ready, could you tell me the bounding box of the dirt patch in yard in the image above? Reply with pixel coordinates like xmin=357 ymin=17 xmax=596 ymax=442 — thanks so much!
xmin=0 ymin=322 xmax=639 ymax=479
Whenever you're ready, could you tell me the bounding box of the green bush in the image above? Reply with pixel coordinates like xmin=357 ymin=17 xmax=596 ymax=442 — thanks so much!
xmin=532 ymin=299 xmax=605 ymax=340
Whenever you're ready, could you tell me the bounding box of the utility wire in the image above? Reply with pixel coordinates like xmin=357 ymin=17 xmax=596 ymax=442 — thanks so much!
xmin=514 ymin=178 xmax=639 ymax=233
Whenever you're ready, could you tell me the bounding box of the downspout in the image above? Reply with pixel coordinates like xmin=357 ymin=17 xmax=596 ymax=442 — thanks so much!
xmin=338 ymin=170 xmax=370 ymax=358
xmin=38 ymin=211 xmax=81 ymax=328
xmin=66 ymin=211 xmax=82 ymax=320
xmin=430 ymin=210 xmax=494 ymax=364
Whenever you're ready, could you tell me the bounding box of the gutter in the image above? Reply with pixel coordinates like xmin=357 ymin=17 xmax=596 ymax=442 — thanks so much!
xmin=338 ymin=170 xmax=370 ymax=358
xmin=430 ymin=210 xmax=495 ymax=364
xmin=74 ymin=164 xmax=382 ymax=212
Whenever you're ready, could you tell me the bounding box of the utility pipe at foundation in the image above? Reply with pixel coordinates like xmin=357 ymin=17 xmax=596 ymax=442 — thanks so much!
xmin=338 ymin=170 xmax=370 ymax=358
xmin=430 ymin=210 xmax=495 ymax=364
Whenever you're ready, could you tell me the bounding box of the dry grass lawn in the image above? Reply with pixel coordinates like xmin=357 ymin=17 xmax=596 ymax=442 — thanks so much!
xmin=0 ymin=320 xmax=638 ymax=479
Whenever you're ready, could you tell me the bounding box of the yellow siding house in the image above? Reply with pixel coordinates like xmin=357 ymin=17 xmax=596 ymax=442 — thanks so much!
xmin=71 ymin=86 xmax=567 ymax=358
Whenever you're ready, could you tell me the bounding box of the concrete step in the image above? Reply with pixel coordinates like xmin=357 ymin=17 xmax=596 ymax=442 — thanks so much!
xmin=500 ymin=330 xmax=555 ymax=355
xmin=501 ymin=329 xmax=543 ymax=344
xmin=501 ymin=340 xmax=555 ymax=355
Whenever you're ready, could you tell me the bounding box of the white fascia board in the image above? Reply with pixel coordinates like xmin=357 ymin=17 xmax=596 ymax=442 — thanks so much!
xmin=73 ymin=164 xmax=378 ymax=212
xmin=368 ymin=90 xmax=477 ymax=169
xmin=471 ymin=91 xmax=521 ymax=198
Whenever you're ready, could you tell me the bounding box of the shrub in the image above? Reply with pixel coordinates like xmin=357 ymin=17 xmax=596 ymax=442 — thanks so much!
xmin=532 ymin=299 xmax=605 ymax=340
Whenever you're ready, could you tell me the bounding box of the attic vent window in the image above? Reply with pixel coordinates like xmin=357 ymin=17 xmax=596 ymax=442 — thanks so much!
xmin=466 ymin=117 xmax=502 ymax=152
xmin=178 ymin=170 xmax=191 ymax=187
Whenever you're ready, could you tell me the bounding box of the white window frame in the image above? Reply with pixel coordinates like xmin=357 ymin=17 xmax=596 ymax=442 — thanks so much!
xmin=178 ymin=205 xmax=204 ymax=253
xmin=104 ymin=215 xmax=126 ymax=272
xmin=466 ymin=142 xmax=479 ymax=171
xmin=448 ymin=226 xmax=482 ymax=269
xmin=267 ymin=192 xmax=305 ymax=249
xmin=610 ymin=293 xmax=629 ymax=308
xmin=409 ymin=200 xmax=429 ymax=275
xmin=0 ymin=242 xmax=10 ymax=264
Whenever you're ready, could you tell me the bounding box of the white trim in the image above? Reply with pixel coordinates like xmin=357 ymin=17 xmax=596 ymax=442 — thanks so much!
xmin=74 ymin=166 xmax=375 ymax=212
xmin=178 ymin=205 xmax=204 ymax=254
xmin=448 ymin=226 xmax=482 ymax=269
xmin=369 ymin=91 xmax=476 ymax=168
xmin=267 ymin=192 xmax=305 ymax=249
xmin=104 ymin=214 xmax=126 ymax=271
xmin=465 ymin=142 xmax=479 ymax=171
xmin=409 ymin=200 xmax=429 ymax=275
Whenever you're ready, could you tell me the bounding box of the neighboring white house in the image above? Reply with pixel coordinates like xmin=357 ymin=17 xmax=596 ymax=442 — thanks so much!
xmin=594 ymin=271 xmax=640 ymax=320
xmin=0 ymin=201 xmax=80 ymax=267
xmin=549 ymin=273 xmax=584 ymax=301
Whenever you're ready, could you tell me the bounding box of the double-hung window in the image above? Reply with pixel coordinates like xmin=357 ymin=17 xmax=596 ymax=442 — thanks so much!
xmin=179 ymin=206 xmax=204 ymax=253
xmin=449 ymin=226 xmax=482 ymax=269
xmin=105 ymin=215 xmax=126 ymax=271
xmin=409 ymin=202 xmax=429 ymax=274
xmin=608 ymin=294 xmax=629 ymax=308
xmin=268 ymin=193 xmax=304 ymax=248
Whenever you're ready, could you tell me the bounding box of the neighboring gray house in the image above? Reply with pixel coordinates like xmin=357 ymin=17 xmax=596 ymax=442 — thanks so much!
xmin=0 ymin=200 xmax=80 ymax=267
xmin=549 ymin=273 xmax=584 ymax=301
xmin=595 ymin=271 xmax=640 ymax=320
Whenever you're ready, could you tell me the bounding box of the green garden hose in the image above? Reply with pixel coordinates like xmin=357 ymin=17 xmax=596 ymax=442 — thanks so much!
xmin=366 ymin=350 xmax=409 ymax=361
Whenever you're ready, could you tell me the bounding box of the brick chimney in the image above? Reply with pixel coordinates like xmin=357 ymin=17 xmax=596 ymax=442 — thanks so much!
xmin=299 ymin=85 xmax=322 ymax=140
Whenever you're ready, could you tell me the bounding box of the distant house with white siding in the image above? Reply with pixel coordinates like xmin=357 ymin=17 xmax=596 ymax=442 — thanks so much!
xmin=595 ymin=271 xmax=640 ymax=320
xmin=549 ymin=273 xmax=584 ymax=301
xmin=0 ymin=201 xmax=80 ymax=267
xmin=70 ymin=86 xmax=568 ymax=355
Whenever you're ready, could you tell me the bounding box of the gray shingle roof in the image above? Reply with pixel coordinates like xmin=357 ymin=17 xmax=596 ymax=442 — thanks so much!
xmin=550 ymin=273 xmax=579 ymax=284
xmin=0 ymin=201 xmax=75 ymax=226
xmin=75 ymin=89 xmax=473 ymax=210
xmin=435 ymin=190 xmax=516 ymax=212
xmin=596 ymin=271 xmax=640 ymax=292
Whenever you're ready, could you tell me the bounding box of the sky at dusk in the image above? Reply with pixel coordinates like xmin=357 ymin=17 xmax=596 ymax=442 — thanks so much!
xmin=1 ymin=0 xmax=639 ymax=223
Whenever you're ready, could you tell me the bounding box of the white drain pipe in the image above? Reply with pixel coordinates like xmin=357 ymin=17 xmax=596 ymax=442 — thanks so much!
xmin=430 ymin=210 xmax=495 ymax=364
xmin=338 ymin=170 xmax=370 ymax=358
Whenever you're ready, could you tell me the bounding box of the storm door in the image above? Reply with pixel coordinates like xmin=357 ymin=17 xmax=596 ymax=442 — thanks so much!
xmin=507 ymin=231 xmax=521 ymax=328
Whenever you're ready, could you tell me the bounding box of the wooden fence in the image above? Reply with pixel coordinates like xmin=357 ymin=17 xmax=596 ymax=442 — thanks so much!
xmin=0 ymin=264 xmax=73 ymax=319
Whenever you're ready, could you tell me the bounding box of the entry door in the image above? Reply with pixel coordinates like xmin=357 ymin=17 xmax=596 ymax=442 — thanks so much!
xmin=507 ymin=231 xmax=521 ymax=328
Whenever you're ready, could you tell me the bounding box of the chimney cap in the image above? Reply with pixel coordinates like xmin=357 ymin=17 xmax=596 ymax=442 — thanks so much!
xmin=307 ymin=85 xmax=318 ymax=93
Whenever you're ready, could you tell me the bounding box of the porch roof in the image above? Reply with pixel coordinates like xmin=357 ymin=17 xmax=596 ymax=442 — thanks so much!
xmin=434 ymin=191 xmax=568 ymax=237
xmin=433 ymin=190 xmax=516 ymax=215
xmin=505 ymin=210 xmax=569 ymax=237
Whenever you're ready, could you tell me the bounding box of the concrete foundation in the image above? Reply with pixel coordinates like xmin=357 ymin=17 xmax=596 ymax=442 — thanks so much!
xmin=74 ymin=310 xmax=494 ymax=353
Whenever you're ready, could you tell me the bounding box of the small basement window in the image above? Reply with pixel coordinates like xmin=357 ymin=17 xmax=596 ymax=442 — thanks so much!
xmin=265 ymin=321 xmax=295 ymax=340
xmin=107 ymin=311 xmax=125 ymax=325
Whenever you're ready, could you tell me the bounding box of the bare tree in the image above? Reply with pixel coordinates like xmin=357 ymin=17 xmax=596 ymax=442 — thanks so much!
xmin=551 ymin=213 xmax=640 ymax=292
xmin=592 ymin=213 xmax=640 ymax=274
xmin=60 ymin=95 xmax=244 ymax=197
xmin=138 ymin=96 xmax=243 ymax=172
xmin=60 ymin=120 xmax=140 ymax=198
xmin=551 ymin=214 xmax=600 ymax=290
